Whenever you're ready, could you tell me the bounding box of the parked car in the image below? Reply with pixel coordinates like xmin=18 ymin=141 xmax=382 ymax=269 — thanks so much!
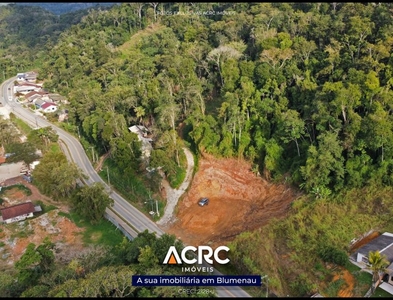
xmin=198 ymin=197 xmax=209 ymax=206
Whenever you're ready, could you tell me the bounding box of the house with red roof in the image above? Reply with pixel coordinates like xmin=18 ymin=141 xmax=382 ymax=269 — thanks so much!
xmin=41 ymin=102 xmax=58 ymax=113
xmin=0 ymin=201 xmax=42 ymax=224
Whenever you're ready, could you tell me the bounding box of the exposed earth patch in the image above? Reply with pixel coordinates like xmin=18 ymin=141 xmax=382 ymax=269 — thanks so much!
xmin=162 ymin=153 xmax=300 ymax=248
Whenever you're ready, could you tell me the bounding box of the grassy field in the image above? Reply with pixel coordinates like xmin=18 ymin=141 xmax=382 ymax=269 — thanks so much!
xmin=58 ymin=211 xmax=125 ymax=246
xmin=10 ymin=114 xmax=33 ymax=135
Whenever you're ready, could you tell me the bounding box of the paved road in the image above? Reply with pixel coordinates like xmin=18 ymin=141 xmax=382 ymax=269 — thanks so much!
xmin=1 ymin=77 xmax=252 ymax=298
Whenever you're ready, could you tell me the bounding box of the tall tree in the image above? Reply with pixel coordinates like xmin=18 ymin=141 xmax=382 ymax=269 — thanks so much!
xmin=5 ymin=142 xmax=40 ymax=170
xmin=32 ymin=151 xmax=86 ymax=199
xmin=367 ymin=250 xmax=389 ymax=294
xmin=71 ymin=182 xmax=114 ymax=224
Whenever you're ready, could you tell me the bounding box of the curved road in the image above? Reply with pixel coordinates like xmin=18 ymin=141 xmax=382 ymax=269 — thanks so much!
xmin=1 ymin=77 xmax=252 ymax=298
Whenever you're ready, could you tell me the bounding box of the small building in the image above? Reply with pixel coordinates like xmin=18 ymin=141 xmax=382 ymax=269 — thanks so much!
xmin=128 ymin=125 xmax=153 ymax=158
xmin=16 ymin=73 xmax=26 ymax=81
xmin=48 ymin=93 xmax=68 ymax=104
xmin=41 ymin=102 xmax=58 ymax=113
xmin=14 ymin=83 xmax=42 ymax=94
xmin=16 ymin=71 xmax=38 ymax=82
xmin=25 ymin=91 xmax=49 ymax=102
xmin=25 ymin=71 xmax=38 ymax=82
xmin=0 ymin=201 xmax=42 ymax=224
xmin=34 ymin=98 xmax=46 ymax=109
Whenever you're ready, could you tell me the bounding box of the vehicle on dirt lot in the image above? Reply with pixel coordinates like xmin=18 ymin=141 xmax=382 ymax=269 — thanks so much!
xmin=198 ymin=197 xmax=209 ymax=206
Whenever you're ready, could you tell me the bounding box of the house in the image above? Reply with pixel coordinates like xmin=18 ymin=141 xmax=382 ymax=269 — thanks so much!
xmin=41 ymin=102 xmax=58 ymax=113
xmin=34 ymin=98 xmax=47 ymax=109
xmin=16 ymin=71 xmax=38 ymax=82
xmin=0 ymin=201 xmax=42 ymax=224
xmin=25 ymin=71 xmax=38 ymax=82
xmin=16 ymin=73 xmax=26 ymax=81
xmin=48 ymin=93 xmax=68 ymax=104
xmin=25 ymin=91 xmax=49 ymax=102
xmin=14 ymin=83 xmax=43 ymax=94
xmin=351 ymin=232 xmax=393 ymax=287
xmin=128 ymin=125 xmax=153 ymax=158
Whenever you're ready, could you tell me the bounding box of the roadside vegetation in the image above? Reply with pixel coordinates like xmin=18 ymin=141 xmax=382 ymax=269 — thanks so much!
xmin=0 ymin=229 xmax=215 ymax=297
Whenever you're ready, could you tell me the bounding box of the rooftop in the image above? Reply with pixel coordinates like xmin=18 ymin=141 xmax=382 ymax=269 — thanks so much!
xmin=1 ymin=202 xmax=35 ymax=221
xmin=41 ymin=102 xmax=57 ymax=109
xmin=351 ymin=233 xmax=393 ymax=262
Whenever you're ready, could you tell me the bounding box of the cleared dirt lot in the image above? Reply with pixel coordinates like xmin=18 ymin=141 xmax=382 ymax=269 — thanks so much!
xmin=0 ymin=177 xmax=85 ymax=270
xmin=162 ymin=153 xmax=300 ymax=248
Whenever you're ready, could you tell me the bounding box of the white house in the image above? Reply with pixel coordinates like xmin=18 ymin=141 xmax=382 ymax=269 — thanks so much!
xmin=16 ymin=73 xmax=26 ymax=81
xmin=14 ymin=83 xmax=42 ymax=94
xmin=41 ymin=102 xmax=58 ymax=113
xmin=0 ymin=201 xmax=41 ymax=224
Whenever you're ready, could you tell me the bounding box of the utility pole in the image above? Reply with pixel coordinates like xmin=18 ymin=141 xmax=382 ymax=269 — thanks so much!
xmin=156 ymin=199 xmax=159 ymax=216
xmin=107 ymin=166 xmax=110 ymax=186
xmin=90 ymin=146 xmax=95 ymax=163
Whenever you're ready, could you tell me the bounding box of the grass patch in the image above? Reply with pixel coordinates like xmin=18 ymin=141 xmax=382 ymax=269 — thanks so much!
xmin=167 ymin=164 xmax=186 ymax=189
xmin=57 ymin=211 xmax=71 ymax=218
xmin=0 ymin=241 xmax=5 ymax=247
xmin=323 ymin=278 xmax=345 ymax=297
xmin=97 ymin=158 xmax=167 ymax=220
xmin=372 ymin=287 xmax=393 ymax=297
xmin=0 ymin=184 xmax=32 ymax=196
xmin=10 ymin=222 xmax=34 ymax=239
xmin=33 ymin=200 xmax=57 ymax=214
xmin=10 ymin=115 xmax=33 ymax=135
xmin=346 ymin=263 xmax=373 ymax=296
xmin=64 ymin=211 xmax=124 ymax=247
xmin=48 ymin=142 xmax=62 ymax=153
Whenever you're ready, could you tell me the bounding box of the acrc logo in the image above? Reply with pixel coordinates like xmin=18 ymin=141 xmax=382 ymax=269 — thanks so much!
xmin=163 ymin=246 xmax=230 ymax=265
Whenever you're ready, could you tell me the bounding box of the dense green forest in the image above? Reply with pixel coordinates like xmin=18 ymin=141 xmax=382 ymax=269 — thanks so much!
xmin=2 ymin=2 xmax=393 ymax=297
xmin=0 ymin=3 xmax=113 ymax=79
xmin=37 ymin=2 xmax=393 ymax=197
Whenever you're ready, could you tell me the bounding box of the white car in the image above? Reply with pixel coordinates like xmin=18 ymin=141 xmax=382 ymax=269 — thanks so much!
xmin=8 ymin=96 xmax=12 ymax=101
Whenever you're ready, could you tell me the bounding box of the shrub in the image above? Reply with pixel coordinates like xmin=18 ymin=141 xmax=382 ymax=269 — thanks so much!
xmin=317 ymin=245 xmax=348 ymax=267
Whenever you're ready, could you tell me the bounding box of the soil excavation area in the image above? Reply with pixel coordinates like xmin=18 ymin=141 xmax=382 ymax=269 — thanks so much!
xmin=164 ymin=154 xmax=300 ymax=248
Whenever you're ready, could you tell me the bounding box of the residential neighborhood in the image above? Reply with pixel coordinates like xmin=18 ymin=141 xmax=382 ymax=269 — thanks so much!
xmin=11 ymin=72 xmax=68 ymax=121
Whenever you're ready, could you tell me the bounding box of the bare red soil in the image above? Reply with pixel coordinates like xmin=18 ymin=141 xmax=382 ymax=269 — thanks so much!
xmin=164 ymin=153 xmax=300 ymax=248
